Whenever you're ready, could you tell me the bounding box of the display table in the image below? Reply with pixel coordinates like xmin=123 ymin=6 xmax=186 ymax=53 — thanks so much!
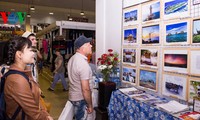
xmin=108 ymin=90 xmax=181 ymax=120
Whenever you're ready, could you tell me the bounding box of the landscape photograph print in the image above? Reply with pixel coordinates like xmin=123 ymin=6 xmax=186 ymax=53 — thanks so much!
xmin=122 ymin=67 xmax=136 ymax=84
xmin=139 ymin=69 xmax=157 ymax=91
xmin=193 ymin=19 xmax=200 ymax=44
xmin=123 ymin=7 xmax=139 ymax=26
xmin=163 ymin=49 xmax=188 ymax=73
xmin=123 ymin=28 xmax=137 ymax=45
xmin=142 ymin=25 xmax=160 ymax=44
xmin=162 ymin=73 xmax=187 ymax=100
xmin=164 ymin=0 xmax=189 ymax=19
xmin=142 ymin=1 xmax=160 ymax=22
xmin=123 ymin=48 xmax=136 ymax=64
xmin=165 ymin=21 xmax=188 ymax=44
xmin=140 ymin=48 xmax=158 ymax=67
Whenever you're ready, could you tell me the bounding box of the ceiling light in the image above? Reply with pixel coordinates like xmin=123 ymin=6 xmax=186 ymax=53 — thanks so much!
xmin=30 ymin=6 xmax=35 ymax=11
xmin=11 ymin=9 xmax=15 ymax=11
xmin=69 ymin=17 xmax=73 ymax=21
xmin=80 ymin=11 xmax=85 ymax=16
xmin=49 ymin=12 xmax=54 ymax=15
xmin=27 ymin=13 xmax=31 ymax=17
xmin=82 ymin=16 xmax=86 ymax=18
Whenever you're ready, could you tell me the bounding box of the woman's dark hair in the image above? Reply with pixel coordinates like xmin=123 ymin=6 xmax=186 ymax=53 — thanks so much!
xmin=8 ymin=36 xmax=32 ymax=65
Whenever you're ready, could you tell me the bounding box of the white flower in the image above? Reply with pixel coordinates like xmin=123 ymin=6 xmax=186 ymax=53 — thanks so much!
xmin=98 ymin=65 xmax=107 ymax=70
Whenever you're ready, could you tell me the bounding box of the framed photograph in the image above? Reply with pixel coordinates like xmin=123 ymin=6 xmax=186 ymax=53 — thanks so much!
xmin=140 ymin=48 xmax=159 ymax=68
xmin=162 ymin=73 xmax=188 ymax=101
xmin=123 ymin=27 xmax=138 ymax=45
xmin=188 ymin=77 xmax=200 ymax=103
xmin=190 ymin=48 xmax=200 ymax=76
xmin=163 ymin=0 xmax=190 ymax=20
xmin=142 ymin=0 xmax=160 ymax=22
xmin=123 ymin=6 xmax=140 ymax=26
xmin=193 ymin=97 xmax=200 ymax=112
xmin=142 ymin=24 xmax=160 ymax=45
xmin=193 ymin=0 xmax=200 ymax=5
xmin=122 ymin=48 xmax=137 ymax=65
xmin=192 ymin=18 xmax=200 ymax=44
xmin=139 ymin=68 xmax=158 ymax=92
xmin=164 ymin=20 xmax=190 ymax=45
xmin=122 ymin=66 xmax=137 ymax=85
xmin=163 ymin=48 xmax=188 ymax=74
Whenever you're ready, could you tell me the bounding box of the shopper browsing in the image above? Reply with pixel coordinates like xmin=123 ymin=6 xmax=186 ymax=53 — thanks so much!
xmin=48 ymin=48 xmax=68 ymax=91
xmin=68 ymin=35 xmax=93 ymax=120
xmin=4 ymin=36 xmax=53 ymax=120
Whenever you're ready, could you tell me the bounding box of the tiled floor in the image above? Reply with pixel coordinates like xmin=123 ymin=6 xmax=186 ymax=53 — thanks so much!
xmin=38 ymin=67 xmax=68 ymax=120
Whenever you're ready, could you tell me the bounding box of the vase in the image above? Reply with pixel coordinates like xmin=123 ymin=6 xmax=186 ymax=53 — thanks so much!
xmin=98 ymin=81 xmax=116 ymax=110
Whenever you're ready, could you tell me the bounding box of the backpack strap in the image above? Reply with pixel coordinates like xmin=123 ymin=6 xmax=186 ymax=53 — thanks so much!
xmin=3 ymin=70 xmax=31 ymax=120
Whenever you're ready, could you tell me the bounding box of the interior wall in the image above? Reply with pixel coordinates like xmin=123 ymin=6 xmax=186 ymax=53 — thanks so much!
xmin=96 ymin=0 xmax=122 ymax=63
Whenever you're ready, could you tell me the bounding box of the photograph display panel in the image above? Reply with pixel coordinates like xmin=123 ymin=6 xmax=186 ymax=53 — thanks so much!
xmin=123 ymin=6 xmax=139 ymax=26
xmin=142 ymin=1 xmax=160 ymax=22
xmin=139 ymin=68 xmax=158 ymax=92
xmin=122 ymin=48 xmax=137 ymax=65
xmin=163 ymin=49 xmax=188 ymax=74
xmin=162 ymin=73 xmax=188 ymax=100
xmin=142 ymin=24 xmax=160 ymax=45
xmin=123 ymin=27 xmax=138 ymax=45
xmin=164 ymin=20 xmax=190 ymax=45
xmin=188 ymin=77 xmax=200 ymax=103
xmin=140 ymin=48 xmax=158 ymax=68
xmin=192 ymin=18 xmax=200 ymax=44
xmin=190 ymin=49 xmax=200 ymax=76
xmin=163 ymin=0 xmax=190 ymax=20
xmin=122 ymin=66 xmax=137 ymax=85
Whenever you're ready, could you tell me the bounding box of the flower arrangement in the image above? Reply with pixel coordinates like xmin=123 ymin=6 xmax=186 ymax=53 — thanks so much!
xmin=97 ymin=49 xmax=120 ymax=81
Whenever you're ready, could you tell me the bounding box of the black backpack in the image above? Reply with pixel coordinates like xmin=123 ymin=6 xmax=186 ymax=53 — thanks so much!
xmin=0 ymin=70 xmax=31 ymax=120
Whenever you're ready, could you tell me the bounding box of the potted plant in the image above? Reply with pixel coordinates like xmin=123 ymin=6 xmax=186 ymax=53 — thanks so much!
xmin=97 ymin=49 xmax=120 ymax=110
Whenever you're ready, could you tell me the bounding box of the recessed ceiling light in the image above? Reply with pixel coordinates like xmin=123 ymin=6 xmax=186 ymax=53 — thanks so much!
xmin=80 ymin=11 xmax=84 ymax=16
xmin=30 ymin=6 xmax=35 ymax=11
xmin=11 ymin=9 xmax=15 ymax=11
xmin=27 ymin=14 xmax=31 ymax=17
xmin=49 ymin=12 xmax=54 ymax=15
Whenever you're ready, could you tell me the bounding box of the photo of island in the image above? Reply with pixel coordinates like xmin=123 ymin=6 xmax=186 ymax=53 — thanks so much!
xmin=124 ymin=28 xmax=137 ymax=44
xmin=123 ymin=48 xmax=136 ymax=64
xmin=142 ymin=25 xmax=159 ymax=44
xmin=142 ymin=1 xmax=160 ymax=22
xmin=139 ymin=69 xmax=157 ymax=91
xmin=166 ymin=22 xmax=187 ymax=43
xmin=193 ymin=19 xmax=200 ymax=43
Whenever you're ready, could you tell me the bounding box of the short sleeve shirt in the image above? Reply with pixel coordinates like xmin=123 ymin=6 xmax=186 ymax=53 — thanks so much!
xmin=67 ymin=52 xmax=92 ymax=101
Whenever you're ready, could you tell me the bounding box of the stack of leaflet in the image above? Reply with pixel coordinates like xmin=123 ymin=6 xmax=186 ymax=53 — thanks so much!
xmin=157 ymin=100 xmax=189 ymax=114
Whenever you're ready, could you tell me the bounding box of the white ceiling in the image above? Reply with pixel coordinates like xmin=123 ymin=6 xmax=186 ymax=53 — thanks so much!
xmin=0 ymin=0 xmax=96 ymax=25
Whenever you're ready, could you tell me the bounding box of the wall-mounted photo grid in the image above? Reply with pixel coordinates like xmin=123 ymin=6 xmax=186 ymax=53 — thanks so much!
xmin=122 ymin=0 xmax=200 ymax=102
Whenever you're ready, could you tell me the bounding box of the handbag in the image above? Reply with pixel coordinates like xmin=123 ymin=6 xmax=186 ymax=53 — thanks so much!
xmin=58 ymin=101 xmax=74 ymax=120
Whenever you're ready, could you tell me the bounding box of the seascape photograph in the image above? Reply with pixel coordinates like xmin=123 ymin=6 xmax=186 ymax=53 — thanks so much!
xmin=142 ymin=1 xmax=160 ymax=22
xmin=166 ymin=22 xmax=187 ymax=43
xmin=142 ymin=25 xmax=159 ymax=44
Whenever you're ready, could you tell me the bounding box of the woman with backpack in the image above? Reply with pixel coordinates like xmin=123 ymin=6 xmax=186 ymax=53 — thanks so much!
xmin=4 ymin=36 xmax=53 ymax=120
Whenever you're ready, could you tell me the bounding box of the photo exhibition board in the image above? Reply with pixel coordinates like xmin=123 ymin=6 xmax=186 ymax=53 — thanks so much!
xmin=121 ymin=0 xmax=200 ymax=100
